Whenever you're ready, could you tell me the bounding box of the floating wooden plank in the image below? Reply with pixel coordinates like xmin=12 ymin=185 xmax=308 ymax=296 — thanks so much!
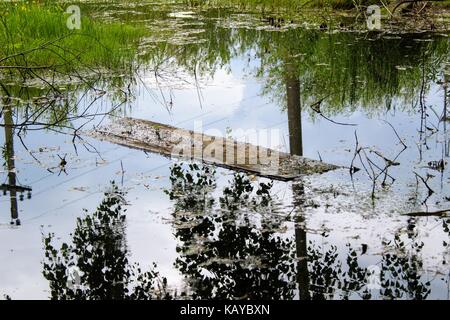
xmin=88 ymin=117 xmax=340 ymax=181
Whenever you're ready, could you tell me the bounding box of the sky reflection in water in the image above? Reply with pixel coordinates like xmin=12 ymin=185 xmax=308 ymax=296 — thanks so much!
xmin=0 ymin=6 xmax=449 ymax=299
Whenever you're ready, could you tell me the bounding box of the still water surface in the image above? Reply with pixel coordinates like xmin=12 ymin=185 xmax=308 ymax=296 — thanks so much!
xmin=0 ymin=3 xmax=449 ymax=299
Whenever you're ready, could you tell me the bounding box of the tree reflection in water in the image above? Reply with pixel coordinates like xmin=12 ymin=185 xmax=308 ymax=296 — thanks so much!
xmin=167 ymin=163 xmax=436 ymax=300
xmin=40 ymin=166 xmax=437 ymax=300
xmin=306 ymin=236 xmax=432 ymax=300
xmin=166 ymin=163 xmax=296 ymax=299
xmin=42 ymin=182 xmax=169 ymax=300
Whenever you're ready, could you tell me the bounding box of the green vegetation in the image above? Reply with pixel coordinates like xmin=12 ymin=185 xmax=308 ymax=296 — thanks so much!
xmin=254 ymin=30 xmax=449 ymax=116
xmin=186 ymin=0 xmax=354 ymax=10
xmin=0 ymin=0 xmax=448 ymax=122
xmin=186 ymin=0 xmax=450 ymax=11
xmin=0 ymin=1 xmax=146 ymax=73
xmin=142 ymin=19 xmax=449 ymax=117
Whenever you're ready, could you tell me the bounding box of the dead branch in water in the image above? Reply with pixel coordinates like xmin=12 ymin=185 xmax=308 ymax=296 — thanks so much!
xmin=310 ymin=96 xmax=357 ymax=127
xmin=0 ymin=33 xmax=135 ymax=174
xmin=403 ymin=209 xmax=449 ymax=217
xmin=391 ymin=0 xmax=444 ymax=14
xmin=350 ymin=120 xmax=409 ymax=200
xmin=381 ymin=120 xmax=407 ymax=150
xmin=413 ymin=171 xmax=435 ymax=196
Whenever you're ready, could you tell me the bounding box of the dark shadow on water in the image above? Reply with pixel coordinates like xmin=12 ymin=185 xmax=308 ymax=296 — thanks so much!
xmin=42 ymin=182 xmax=170 ymax=300
xmin=37 ymin=165 xmax=441 ymax=300
xmin=164 ymin=163 xmax=437 ymax=300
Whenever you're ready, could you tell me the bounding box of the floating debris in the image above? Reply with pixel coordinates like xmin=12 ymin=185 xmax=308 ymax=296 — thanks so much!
xmin=88 ymin=118 xmax=340 ymax=181
xmin=403 ymin=209 xmax=449 ymax=217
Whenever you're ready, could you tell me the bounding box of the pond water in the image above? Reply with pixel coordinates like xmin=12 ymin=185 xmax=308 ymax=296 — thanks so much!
xmin=0 ymin=2 xmax=449 ymax=299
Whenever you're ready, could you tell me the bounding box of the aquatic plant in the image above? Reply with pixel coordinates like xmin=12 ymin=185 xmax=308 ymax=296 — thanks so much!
xmin=0 ymin=1 xmax=146 ymax=75
xmin=186 ymin=0 xmax=450 ymax=11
